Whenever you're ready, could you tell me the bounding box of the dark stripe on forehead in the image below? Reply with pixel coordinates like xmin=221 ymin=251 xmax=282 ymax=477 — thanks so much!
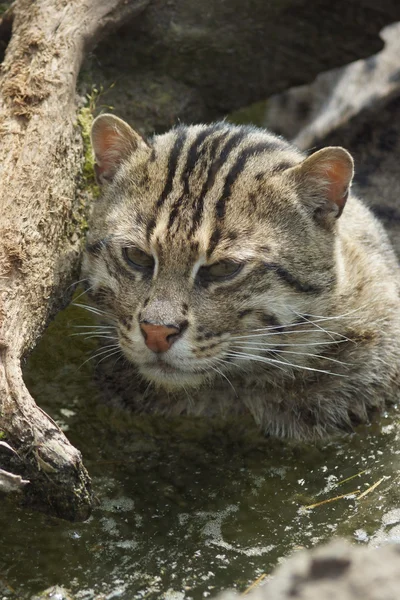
xmin=187 ymin=130 xmax=231 ymax=237
xmin=215 ymin=142 xmax=279 ymax=220
xmin=206 ymin=141 xmax=283 ymax=257
xmin=147 ymin=128 xmax=187 ymax=241
xmin=187 ymin=129 xmax=244 ymax=241
xmin=264 ymin=263 xmax=321 ymax=294
xmin=156 ymin=128 xmax=187 ymax=210
xmin=167 ymin=125 xmax=223 ymax=232
xmin=181 ymin=124 xmax=225 ymax=193
xmin=208 ymin=131 xmax=246 ymax=190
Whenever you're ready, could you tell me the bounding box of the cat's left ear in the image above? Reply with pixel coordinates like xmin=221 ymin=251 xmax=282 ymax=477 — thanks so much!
xmin=288 ymin=147 xmax=354 ymax=225
xmin=91 ymin=114 xmax=150 ymax=184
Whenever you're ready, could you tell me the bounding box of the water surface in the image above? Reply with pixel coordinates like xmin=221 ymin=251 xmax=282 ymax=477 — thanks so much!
xmin=1 ymin=302 xmax=400 ymax=599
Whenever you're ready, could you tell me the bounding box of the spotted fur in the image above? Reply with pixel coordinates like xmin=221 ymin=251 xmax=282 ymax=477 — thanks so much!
xmin=82 ymin=116 xmax=400 ymax=440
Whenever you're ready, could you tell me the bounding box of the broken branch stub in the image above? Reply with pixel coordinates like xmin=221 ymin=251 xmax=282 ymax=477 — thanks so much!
xmin=0 ymin=0 xmax=149 ymax=520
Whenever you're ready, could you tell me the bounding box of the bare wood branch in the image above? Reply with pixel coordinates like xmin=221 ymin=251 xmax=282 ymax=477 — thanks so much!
xmin=0 ymin=468 xmax=29 ymax=493
xmin=0 ymin=0 xmax=149 ymax=521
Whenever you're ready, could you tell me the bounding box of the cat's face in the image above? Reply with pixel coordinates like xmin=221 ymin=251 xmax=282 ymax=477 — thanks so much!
xmin=82 ymin=116 xmax=353 ymax=389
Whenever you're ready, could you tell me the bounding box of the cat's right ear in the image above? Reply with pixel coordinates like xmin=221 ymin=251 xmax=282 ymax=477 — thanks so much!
xmin=91 ymin=114 xmax=149 ymax=184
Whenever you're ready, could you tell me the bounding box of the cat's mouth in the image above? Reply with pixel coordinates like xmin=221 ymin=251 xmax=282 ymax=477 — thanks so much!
xmin=139 ymin=357 xmax=206 ymax=389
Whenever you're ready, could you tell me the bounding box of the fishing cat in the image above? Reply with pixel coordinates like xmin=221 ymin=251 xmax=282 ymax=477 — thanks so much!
xmin=81 ymin=114 xmax=400 ymax=440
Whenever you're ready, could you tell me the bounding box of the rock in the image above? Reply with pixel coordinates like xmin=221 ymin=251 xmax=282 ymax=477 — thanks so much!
xmin=82 ymin=0 xmax=400 ymax=135
xmin=29 ymin=542 xmax=400 ymax=600
xmin=263 ymin=21 xmax=400 ymax=259
xmin=264 ymin=22 xmax=400 ymax=150
xmin=217 ymin=540 xmax=400 ymax=600
xmin=31 ymin=586 xmax=74 ymax=600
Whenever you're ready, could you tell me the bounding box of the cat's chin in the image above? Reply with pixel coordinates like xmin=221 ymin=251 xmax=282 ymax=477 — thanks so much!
xmin=138 ymin=363 xmax=206 ymax=391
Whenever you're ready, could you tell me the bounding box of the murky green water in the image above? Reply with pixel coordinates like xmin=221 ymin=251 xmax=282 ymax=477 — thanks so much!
xmin=1 ymin=300 xmax=400 ymax=599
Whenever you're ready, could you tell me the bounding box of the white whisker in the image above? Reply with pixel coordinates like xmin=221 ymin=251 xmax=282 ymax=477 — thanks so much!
xmin=290 ymin=310 xmax=338 ymax=341
xmin=230 ymin=339 xmax=349 ymax=347
xmin=229 ymin=328 xmax=352 ymax=341
xmin=181 ymin=384 xmax=194 ymax=411
xmin=142 ymin=380 xmax=155 ymax=400
xmin=70 ymin=328 xmax=116 ymax=335
xmin=73 ymin=302 xmax=116 ymax=320
xmin=230 ymin=308 xmax=360 ymax=345
xmin=83 ymin=335 xmax=118 ymax=342
xmin=72 ymin=325 xmax=116 ymax=330
xmin=79 ymin=344 xmax=120 ymax=369
xmin=205 ymin=360 xmax=238 ymax=397
xmin=291 ymin=305 xmax=365 ymax=321
xmin=111 ymin=353 xmax=125 ymax=370
xmin=91 ymin=342 xmax=120 ymax=351
xmin=226 ymin=351 xmax=347 ymax=377
xmin=246 ymin=312 xmax=358 ymax=334
xmin=95 ymin=349 xmax=122 ymax=367
xmin=226 ymin=352 xmax=289 ymax=374
xmin=72 ymin=285 xmax=94 ymax=303
xmin=231 ymin=346 xmax=350 ymax=366
xmin=67 ymin=278 xmax=89 ymax=291
xmin=71 ymin=331 xmax=116 ymax=338
xmin=212 ymin=356 xmax=240 ymax=369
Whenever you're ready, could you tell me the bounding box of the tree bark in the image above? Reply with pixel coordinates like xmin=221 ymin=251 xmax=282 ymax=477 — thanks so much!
xmin=0 ymin=0 xmax=149 ymax=521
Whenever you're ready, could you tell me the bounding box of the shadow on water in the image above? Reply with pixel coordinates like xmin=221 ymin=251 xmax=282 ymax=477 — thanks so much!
xmin=1 ymin=300 xmax=400 ymax=599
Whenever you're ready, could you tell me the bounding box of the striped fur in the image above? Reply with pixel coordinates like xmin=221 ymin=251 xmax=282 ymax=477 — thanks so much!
xmin=82 ymin=118 xmax=400 ymax=440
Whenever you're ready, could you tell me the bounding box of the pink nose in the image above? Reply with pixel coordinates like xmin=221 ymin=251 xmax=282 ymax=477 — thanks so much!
xmin=140 ymin=323 xmax=180 ymax=353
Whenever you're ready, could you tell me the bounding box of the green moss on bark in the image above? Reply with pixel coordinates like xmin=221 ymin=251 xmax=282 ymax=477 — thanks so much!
xmin=77 ymin=105 xmax=100 ymax=200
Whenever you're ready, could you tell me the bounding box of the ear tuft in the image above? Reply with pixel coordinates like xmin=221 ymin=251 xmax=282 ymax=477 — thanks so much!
xmin=291 ymin=147 xmax=354 ymax=223
xmin=91 ymin=114 xmax=149 ymax=184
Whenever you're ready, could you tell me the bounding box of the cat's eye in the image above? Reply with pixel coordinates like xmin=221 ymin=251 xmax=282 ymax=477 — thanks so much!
xmin=198 ymin=260 xmax=242 ymax=282
xmin=123 ymin=247 xmax=154 ymax=270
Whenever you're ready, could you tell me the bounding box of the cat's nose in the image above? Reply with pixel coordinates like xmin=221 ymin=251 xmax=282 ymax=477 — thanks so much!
xmin=140 ymin=321 xmax=186 ymax=353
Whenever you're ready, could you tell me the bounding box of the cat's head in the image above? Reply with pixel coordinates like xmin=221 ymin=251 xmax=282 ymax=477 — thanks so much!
xmin=82 ymin=115 xmax=353 ymax=389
